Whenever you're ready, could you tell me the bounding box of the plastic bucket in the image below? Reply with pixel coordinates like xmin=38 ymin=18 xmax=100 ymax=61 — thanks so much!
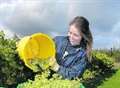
xmin=17 ymin=33 xmax=56 ymax=72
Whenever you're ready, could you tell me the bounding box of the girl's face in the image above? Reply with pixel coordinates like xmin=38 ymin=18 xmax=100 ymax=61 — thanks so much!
xmin=68 ymin=24 xmax=82 ymax=46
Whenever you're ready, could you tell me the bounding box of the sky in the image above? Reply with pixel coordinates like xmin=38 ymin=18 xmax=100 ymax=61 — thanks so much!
xmin=0 ymin=0 xmax=120 ymax=49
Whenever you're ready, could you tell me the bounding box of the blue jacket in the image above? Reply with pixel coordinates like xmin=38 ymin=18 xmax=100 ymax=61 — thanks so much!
xmin=54 ymin=36 xmax=88 ymax=79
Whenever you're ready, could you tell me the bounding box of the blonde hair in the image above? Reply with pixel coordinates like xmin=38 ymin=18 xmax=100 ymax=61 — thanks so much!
xmin=69 ymin=16 xmax=93 ymax=61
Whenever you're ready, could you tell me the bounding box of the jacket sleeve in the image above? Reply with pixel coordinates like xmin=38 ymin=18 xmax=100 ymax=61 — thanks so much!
xmin=57 ymin=54 xmax=87 ymax=79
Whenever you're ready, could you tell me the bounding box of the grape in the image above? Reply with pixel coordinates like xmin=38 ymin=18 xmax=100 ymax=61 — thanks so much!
xmin=17 ymin=70 xmax=82 ymax=88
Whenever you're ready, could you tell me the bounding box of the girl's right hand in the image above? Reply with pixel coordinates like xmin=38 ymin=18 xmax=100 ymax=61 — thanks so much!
xmin=49 ymin=57 xmax=60 ymax=71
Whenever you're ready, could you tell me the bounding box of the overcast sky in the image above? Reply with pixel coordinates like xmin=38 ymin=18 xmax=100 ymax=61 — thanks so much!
xmin=0 ymin=0 xmax=120 ymax=49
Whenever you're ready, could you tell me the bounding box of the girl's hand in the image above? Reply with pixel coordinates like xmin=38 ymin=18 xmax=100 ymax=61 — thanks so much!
xmin=49 ymin=57 xmax=60 ymax=71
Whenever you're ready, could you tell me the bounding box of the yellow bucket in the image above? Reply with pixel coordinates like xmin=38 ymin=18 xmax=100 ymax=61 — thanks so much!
xmin=17 ymin=33 xmax=56 ymax=72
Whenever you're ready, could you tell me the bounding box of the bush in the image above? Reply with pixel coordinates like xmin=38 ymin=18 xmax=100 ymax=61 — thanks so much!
xmin=81 ymin=50 xmax=115 ymax=88
xmin=82 ymin=51 xmax=114 ymax=79
xmin=0 ymin=31 xmax=35 ymax=87
xmin=92 ymin=51 xmax=114 ymax=72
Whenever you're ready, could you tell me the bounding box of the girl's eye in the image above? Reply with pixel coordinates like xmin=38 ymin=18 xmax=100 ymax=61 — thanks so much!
xmin=68 ymin=31 xmax=80 ymax=37
xmin=73 ymin=33 xmax=80 ymax=37
xmin=74 ymin=34 xmax=79 ymax=37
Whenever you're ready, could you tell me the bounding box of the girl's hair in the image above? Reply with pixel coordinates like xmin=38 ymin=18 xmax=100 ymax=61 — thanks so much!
xmin=69 ymin=16 xmax=93 ymax=61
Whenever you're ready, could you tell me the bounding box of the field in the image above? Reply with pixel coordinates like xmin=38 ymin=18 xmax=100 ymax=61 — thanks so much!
xmin=98 ymin=69 xmax=120 ymax=88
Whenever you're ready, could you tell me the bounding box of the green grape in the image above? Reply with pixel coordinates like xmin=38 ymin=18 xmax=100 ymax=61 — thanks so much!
xmin=17 ymin=70 xmax=82 ymax=88
xmin=29 ymin=57 xmax=52 ymax=72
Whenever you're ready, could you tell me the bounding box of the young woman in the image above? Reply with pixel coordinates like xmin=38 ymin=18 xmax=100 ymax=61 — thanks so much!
xmin=52 ymin=16 xmax=93 ymax=80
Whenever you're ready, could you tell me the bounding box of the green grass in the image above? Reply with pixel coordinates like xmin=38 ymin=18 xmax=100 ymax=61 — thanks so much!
xmin=97 ymin=69 xmax=120 ymax=88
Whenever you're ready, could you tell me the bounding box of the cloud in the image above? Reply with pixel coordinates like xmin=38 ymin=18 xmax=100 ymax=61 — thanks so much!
xmin=0 ymin=0 xmax=120 ymax=48
xmin=112 ymin=22 xmax=120 ymax=37
xmin=0 ymin=24 xmax=15 ymax=38
xmin=2 ymin=0 xmax=70 ymax=36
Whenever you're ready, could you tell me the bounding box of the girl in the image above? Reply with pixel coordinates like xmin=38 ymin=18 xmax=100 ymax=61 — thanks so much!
xmin=52 ymin=16 xmax=93 ymax=80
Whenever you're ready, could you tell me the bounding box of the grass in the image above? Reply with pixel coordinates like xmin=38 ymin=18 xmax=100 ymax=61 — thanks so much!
xmin=97 ymin=69 xmax=120 ymax=88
